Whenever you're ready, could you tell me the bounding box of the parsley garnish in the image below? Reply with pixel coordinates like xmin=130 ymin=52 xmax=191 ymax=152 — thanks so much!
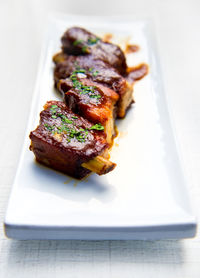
xmin=73 ymin=37 xmax=100 ymax=52
xmin=44 ymin=124 xmax=55 ymax=131
xmin=76 ymin=68 xmax=86 ymax=74
xmin=60 ymin=115 xmax=73 ymax=124
xmin=88 ymin=67 xmax=99 ymax=77
xmin=50 ymin=105 xmax=58 ymax=114
xmin=92 ymin=70 xmax=99 ymax=77
xmin=90 ymin=123 xmax=104 ymax=131
xmin=73 ymin=39 xmax=84 ymax=46
xmin=90 ymin=94 xmax=101 ymax=99
xmin=82 ymin=45 xmax=88 ymax=53
xmin=51 ymin=105 xmax=58 ymax=109
xmin=87 ymin=37 xmax=100 ymax=45
xmin=69 ymin=69 xmax=101 ymax=100
xmin=44 ymin=105 xmax=90 ymax=143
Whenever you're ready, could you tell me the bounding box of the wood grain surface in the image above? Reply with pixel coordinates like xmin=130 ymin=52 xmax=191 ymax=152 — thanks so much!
xmin=0 ymin=0 xmax=200 ymax=277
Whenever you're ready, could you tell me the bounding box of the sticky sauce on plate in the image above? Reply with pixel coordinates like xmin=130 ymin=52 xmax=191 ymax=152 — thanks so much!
xmin=125 ymin=44 xmax=140 ymax=53
xmin=127 ymin=63 xmax=149 ymax=83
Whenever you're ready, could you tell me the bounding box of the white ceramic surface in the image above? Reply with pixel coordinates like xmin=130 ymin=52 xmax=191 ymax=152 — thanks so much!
xmin=4 ymin=15 xmax=197 ymax=240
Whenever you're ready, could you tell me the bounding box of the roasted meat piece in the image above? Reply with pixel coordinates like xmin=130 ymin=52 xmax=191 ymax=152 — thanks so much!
xmin=53 ymin=52 xmax=134 ymax=118
xmin=53 ymin=53 xmax=125 ymax=89
xmin=61 ymin=27 xmax=127 ymax=75
xmin=53 ymin=26 xmax=139 ymax=118
xmin=57 ymin=76 xmax=119 ymax=145
xmin=53 ymin=27 xmax=149 ymax=118
xmin=29 ymin=101 xmax=116 ymax=179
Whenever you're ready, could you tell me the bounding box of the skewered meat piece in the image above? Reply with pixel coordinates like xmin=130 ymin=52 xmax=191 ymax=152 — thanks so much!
xmin=53 ymin=27 xmax=149 ymax=118
xmin=61 ymin=26 xmax=127 ymax=75
xmin=29 ymin=101 xmax=116 ymax=179
xmin=29 ymin=27 xmax=149 ymax=179
xmin=57 ymin=76 xmax=119 ymax=145
xmin=53 ymin=53 xmax=125 ymax=90
xmin=53 ymin=52 xmax=134 ymax=118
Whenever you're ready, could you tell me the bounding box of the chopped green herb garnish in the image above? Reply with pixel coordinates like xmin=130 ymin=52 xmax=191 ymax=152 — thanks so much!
xmin=73 ymin=39 xmax=84 ymax=46
xmin=87 ymin=37 xmax=100 ymax=45
xmin=90 ymin=94 xmax=101 ymax=99
xmin=51 ymin=105 xmax=58 ymax=109
xmin=44 ymin=124 xmax=55 ymax=131
xmin=73 ymin=37 xmax=100 ymax=49
xmin=60 ymin=115 xmax=73 ymax=124
xmin=50 ymin=105 xmax=58 ymax=114
xmin=67 ymin=128 xmax=88 ymax=142
xmin=90 ymin=123 xmax=104 ymax=131
xmin=44 ymin=121 xmax=89 ymax=143
xmin=88 ymin=68 xmax=99 ymax=77
xmin=76 ymin=69 xmax=86 ymax=74
xmin=69 ymin=70 xmax=101 ymax=100
xmin=44 ymin=103 xmax=91 ymax=144
xmin=92 ymin=70 xmax=99 ymax=77
xmin=82 ymin=45 xmax=88 ymax=53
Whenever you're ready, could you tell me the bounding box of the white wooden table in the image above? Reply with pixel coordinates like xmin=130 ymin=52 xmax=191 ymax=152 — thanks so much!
xmin=0 ymin=0 xmax=200 ymax=277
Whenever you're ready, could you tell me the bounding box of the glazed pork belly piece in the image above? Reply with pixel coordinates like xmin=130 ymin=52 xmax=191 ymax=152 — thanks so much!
xmin=53 ymin=53 xmax=125 ymax=90
xmin=60 ymin=26 xmax=127 ymax=75
xmin=57 ymin=74 xmax=119 ymax=145
xmin=29 ymin=101 xmax=116 ymax=179
xmin=53 ymin=53 xmax=133 ymax=119
xmin=53 ymin=27 xmax=134 ymax=118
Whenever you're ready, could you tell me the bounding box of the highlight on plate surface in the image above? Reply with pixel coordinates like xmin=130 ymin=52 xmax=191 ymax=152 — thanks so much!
xmin=29 ymin=26 xmax=148 ymax=179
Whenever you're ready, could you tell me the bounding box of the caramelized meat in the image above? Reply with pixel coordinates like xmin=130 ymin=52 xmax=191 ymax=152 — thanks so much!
xmin=29 ymin=101 xmax=115 ymax=179
xmin=58 ymin=78 xmax=119 ymax=145
xmin=53 ymin=53 xmax=126 ymax=91
xmin=61 ymin=27 xmax=127 ymax=75
xmin=53 ymin=53 xmax=134 ymax=118
xmin=53 ymin=27 xmax=148 ymax=119
xmin=29 ymin=27 xmax=149 ymax=179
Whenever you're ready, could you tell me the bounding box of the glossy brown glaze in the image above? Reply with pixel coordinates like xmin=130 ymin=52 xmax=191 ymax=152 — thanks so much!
xmin=125 ymin=44 xmax=140 ymax=53
xmin=126 ymin=63 xmax=149 ymax=83
xmin=53 ymin=52 xmax=128 ymax=105
xmin=29 ymin=101 xmax=108 ymax=179
xmin=61 ymin=27 xmax=127 ymax=75
xmin=58 ymin=78 xmax=119 ymax=125
xmin=53 ymin=27 xmax=148 ymax=119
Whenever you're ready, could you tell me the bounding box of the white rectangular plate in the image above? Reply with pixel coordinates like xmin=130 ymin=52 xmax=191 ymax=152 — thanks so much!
xmin=4 ymin=14 xmax=197 ymax=240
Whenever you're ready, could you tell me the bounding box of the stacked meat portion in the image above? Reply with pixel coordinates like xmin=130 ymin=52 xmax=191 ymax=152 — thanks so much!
xmin=29 ymin=27 xmax=147 ymax=179
xmin=54 ymin=27 xmax=134 ymax=120
xmin=30 ymin=101 xmax=115 ymax=179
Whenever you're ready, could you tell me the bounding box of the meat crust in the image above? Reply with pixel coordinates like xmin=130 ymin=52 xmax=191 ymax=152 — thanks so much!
xmin=58 ymin=78 xmax=119 ymax=145
xmin=61 ymin=26 xmax=127 ymax=75
xmin=29 ymin=101 xmax=108 ymax=179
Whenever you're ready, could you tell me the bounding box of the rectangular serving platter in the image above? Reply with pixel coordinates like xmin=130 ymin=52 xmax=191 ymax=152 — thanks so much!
xmin=4 ymin=14 xmax=197 ymax=240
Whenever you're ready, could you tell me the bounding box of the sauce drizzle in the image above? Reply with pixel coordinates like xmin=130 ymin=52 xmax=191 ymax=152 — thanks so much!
xmin=127 ymin=63 xmax=149 ymax=83
xmin=125 ymin=44 xmax=140 ymax=53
